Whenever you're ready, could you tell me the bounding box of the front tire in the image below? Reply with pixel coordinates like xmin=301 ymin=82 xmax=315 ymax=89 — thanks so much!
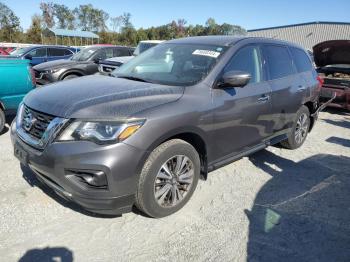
xmin=0 ymin=108 xmax=5 ymax=134
xmin=136 ymin=139 xmax=200 ymax=218
xmin=280 ymin=105 xmax=310 ymax=149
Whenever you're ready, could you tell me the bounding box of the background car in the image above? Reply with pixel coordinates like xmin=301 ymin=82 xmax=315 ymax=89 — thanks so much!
xmin=314 ymin=40 xmax=350 ymax=110
xmin=0 ymin=48 xmax=9 ymax=55
xmin=98 ymin=40 xmax=163 ymax=75
xmin=0 ymin=59 xmax=36 ymax=133
xmin=33 ymin=45 xmax=135 ymax=85
xmin=1 ymin=45 xmax=78 ymax=66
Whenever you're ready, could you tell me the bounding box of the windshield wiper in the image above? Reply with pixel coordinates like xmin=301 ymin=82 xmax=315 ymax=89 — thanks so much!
xmin=117 ymin=75 xmax=152 ymax=83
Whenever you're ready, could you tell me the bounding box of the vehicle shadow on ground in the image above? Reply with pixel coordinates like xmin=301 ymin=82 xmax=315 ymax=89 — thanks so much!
xmin=322 ymin=119 xmax=350 ymax=129
xmin=18 ymin=246 xmax=73 ymax=262
xmin=323 ymin=107 xmax=350 ymax=116
xmin=326 ymin=136 xmax=350 ymax=148
xmin=20 ymin=164 xmax=121 ymax=219
xmin=246 ymin=150 xmax=350 ymax=262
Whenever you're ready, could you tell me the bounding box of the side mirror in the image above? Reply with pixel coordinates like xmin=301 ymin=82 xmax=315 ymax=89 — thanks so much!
xmin=218 ymin=70 xmax=251 ymax=88
xmin=25 ymin=54 xmax=32 ymax=60
xmin=93 ymin=57 xmax=101 ymax=64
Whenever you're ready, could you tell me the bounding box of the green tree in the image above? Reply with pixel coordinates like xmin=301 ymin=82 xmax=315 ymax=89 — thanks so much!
xmin=0 ymin=2 xmax=21 ymax=42
xmin=26 ymin=14 xmax=42 ymax=44
xmin=53 ymin=4 xmax=75 ymax=29
xmin=40 ymin=2 xmax=55 ymax=28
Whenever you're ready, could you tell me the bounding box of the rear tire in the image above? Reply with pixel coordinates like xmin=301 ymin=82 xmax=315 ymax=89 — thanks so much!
xmin=136 ymin=139 xmax=200 ymax=218
xmin=0 ymin=108 xmax=5 ymax=134
xmin=280 ymin=105 xmax=310 ymax=149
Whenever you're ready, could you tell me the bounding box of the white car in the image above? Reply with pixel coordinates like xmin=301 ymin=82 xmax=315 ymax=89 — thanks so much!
xmin=98 ymin=40 xmax=164 ymax=75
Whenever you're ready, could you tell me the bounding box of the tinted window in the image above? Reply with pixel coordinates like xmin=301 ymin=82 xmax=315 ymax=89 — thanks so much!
xmin=28 ymin=48 xmax=47 ymax=57
xmin=264 ymin=45 xmax=294 ymax=79
xmin=224 ymin=45 xmax=262 ymax=84
xmin=48 ymin=48 xmax=65 ymax=56
xmin=290 ymin=47 xmax=313 ymax=72
xmin=114 ymin=48 xmax=130 ymax=57
xmin=95 ymin=48 xmax=114 ymax=60
xmin=64 ymin=49 xmax=73 ymax=55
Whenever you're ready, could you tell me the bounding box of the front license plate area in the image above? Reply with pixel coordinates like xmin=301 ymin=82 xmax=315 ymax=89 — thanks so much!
xmin=14 ymin=142 xmax=28 ymax=165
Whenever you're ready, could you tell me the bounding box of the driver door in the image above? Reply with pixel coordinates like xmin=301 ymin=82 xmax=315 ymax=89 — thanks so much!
xmin=211 ymin=45 xmax=273 ymax=161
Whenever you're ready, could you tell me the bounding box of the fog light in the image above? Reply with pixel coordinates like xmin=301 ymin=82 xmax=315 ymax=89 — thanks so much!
xmin=65 ymin=169 xmax=108 ymax=189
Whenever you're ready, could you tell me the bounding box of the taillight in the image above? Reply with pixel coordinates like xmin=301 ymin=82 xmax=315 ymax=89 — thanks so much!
xmin=30 ymin=67 xmax=36 ymax=87
xmin=316 ymin=75 xmax=324 ymax=90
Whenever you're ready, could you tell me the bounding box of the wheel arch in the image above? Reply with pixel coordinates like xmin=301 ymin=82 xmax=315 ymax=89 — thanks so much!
xmin=137 ymin=129 xmax=209 ymax=181
xmin=59 ymin=70 xmax=85 ymax=80
xmin=304 ymin=101 xmax=316 ymax=131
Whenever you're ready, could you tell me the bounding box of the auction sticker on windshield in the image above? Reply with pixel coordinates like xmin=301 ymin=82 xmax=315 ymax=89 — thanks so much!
xmin=192 ymin=50 xmax=221 ymax=58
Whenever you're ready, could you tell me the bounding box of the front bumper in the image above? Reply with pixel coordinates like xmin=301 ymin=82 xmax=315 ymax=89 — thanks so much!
xmin=34 ymin=70 xmax=58 ymax=85
xmin=11 ymin=121 xmax=146 ymax=215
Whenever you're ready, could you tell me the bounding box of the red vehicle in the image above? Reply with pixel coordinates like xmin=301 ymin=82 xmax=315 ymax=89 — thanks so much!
xmin=0 ymin=48 xmax=9 ymax=55
xmin=314 ymin=40 xmax=350 ymax=110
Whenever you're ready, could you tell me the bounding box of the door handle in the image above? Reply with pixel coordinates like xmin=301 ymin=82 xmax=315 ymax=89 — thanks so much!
xmin=298 ymin=86 xmax=306 ymax=92
xmin=258 ymin=95 xmax=270 ymax=103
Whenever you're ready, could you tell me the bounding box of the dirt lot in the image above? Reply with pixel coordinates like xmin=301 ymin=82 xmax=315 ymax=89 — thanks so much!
xmin=0 ymin=110 xmax=349 ymax=262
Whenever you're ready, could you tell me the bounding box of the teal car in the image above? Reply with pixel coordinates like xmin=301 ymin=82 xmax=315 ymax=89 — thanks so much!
xmin=0 ymin=59 xmax=35 ymax=133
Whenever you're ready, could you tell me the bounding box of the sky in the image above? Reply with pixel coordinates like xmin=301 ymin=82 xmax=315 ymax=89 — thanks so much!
xmin=2 ymin=0 xmax=350 ymax=31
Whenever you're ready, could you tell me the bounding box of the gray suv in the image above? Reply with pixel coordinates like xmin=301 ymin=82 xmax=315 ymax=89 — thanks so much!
xmin=11 ymin=36 xmax=326 ymax=218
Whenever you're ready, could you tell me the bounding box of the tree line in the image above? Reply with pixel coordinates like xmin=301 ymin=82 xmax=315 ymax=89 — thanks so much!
xmin=0 ymin=1 xmax=246 ymax=46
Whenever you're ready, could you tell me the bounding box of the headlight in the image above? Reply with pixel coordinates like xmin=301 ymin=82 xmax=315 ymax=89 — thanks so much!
xmin=45 ymin=68 xmax=60 ymax=74
xmin=57 ymin=120 xmax=144 ymax=144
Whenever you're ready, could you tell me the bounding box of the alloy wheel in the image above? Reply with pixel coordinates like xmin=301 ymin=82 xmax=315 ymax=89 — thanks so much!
xmin=295 ymin=113 xmax=308 ymax=144
xmin=154 ymin=155 xmax=194 ymax=208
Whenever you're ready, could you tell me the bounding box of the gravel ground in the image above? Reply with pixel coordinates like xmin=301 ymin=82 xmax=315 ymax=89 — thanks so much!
xmin=0 ymin=110 xmax=349 ymax=262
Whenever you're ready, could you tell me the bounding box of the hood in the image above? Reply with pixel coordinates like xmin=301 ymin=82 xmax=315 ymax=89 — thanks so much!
xmin=33 ymin=59 xmax=82 ymax=71
xmin=313 ymin=40 xmax=350 ymax=67
xmin=24 ymin=75 xmax=184 ymax=119
xmin=106 ymin=56 xmax=134 ymax=63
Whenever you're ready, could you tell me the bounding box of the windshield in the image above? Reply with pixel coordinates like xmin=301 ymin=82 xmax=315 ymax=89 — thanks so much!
xmin=133 ymin=42 xmax=159 ymax=56
xmin=71 ymin=47 xmax=100 ymax=61
xmin=113 ymin=43 xmax=227 ymax=86
xmin=10 ymin=47 xmax=32 ymax=56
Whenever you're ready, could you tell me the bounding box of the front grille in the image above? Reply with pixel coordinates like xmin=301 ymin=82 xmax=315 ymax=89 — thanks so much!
xmin=22 ymin=105 xmax=55 ymax=140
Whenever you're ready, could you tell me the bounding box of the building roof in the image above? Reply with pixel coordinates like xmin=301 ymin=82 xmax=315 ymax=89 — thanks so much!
xmin=44 ymin=28 xmax=99 ymax=39
xmin=247 ymin=21 xmax=350 ymax=50
xmin=248 ymin=21 xmax=350 ymax=32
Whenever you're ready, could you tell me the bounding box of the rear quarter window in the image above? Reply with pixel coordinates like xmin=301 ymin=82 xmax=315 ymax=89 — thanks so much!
xmin=290 ymin=47 xmax=313 ymax=73
xmin=263 ymin=45 xmax=295 ymax=80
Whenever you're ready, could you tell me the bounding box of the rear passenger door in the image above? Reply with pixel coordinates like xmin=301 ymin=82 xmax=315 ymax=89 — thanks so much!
xmin=212 ymin=45 xmax=273 ymax=160
xmin=47 ymin=48 xmax=70 ymax=62
xmin=262 ymin=45 xmax=304 ymax=132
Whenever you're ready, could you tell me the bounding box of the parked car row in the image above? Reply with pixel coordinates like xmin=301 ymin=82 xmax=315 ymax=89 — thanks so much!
xmin=10 ymin=36 xmax=335 ymax=219
xmin=33 ymin=45 xmax=134 ymax=84
xmin=98 ymin=40 xmax=164 ymax=75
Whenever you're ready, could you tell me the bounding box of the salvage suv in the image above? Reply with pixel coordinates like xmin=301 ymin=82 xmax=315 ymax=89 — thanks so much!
xmin=11 ymin=36 xmax=328 ymax=218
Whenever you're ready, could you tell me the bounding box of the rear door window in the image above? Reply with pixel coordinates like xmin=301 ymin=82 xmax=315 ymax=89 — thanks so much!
xmin=224 ymin=45 xmax=263 ymax=84
xmin=263 ymin=45 xmax=295 ymax=80
xmin=114 ymin=48 xmax=130 ymax=57
xmin=290 ymin=47 xmax=313 ymax=73
xmin=48 ymin=48 xmax=65 ymax=57
xmin=64 ymin=49 xmax=73 ymax=55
